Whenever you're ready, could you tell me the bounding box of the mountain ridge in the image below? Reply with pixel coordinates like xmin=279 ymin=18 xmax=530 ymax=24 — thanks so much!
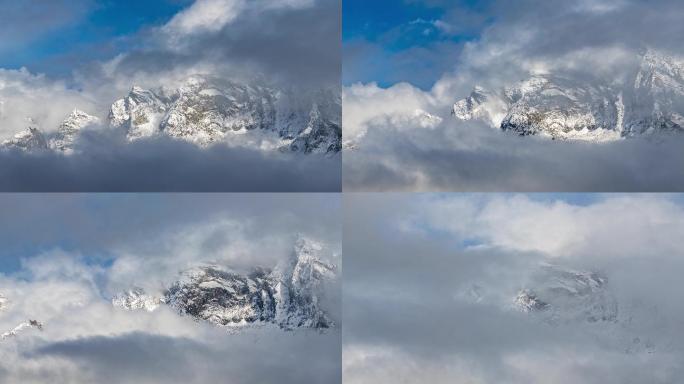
xmin=453 ymin=50 xmax=684 ymax=141
xmin=2 ymin=75 xmax=341 ymax=155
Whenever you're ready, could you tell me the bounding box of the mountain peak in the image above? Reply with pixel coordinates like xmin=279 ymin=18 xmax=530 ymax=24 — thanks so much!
xmin=49 ymin=109 xmax=99 ymax=153
xmin=453 ymin=49 xmax=684 ymax=140
xmin=1 ymin=320 xmax=44 ymax=341
xmin=114 ymin=237 xmax=337 ymax=332
xmin=294 ymin=234 xmax=324 ymax=257
xmin=289 ymin=235 xmax=335 ymax=284
xmin=514 ymin=264 xmax=617 ymax=325
xmin=1 ymin=120 xmax=48 ymax=151
xmin=112 ymin=288 xmax=163 ymax=312
xmin=4 ymin=75 xmax=341 ymax=154
xmin=130 ymin=85 xmax=147 ymax=95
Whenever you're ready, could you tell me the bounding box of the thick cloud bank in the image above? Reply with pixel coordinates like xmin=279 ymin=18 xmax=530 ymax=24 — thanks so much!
xmin=343 ymin=116 xmax=684 ymax=191
xmin=344 ymin=194 xmax=684 ymax=384
xmin=343 ymin=0 xmax=684 ymax=191
xmin=0 ymin=132 xmax=341 ymax=192
xmin=0 ymin=194 xmax=341 ymax=383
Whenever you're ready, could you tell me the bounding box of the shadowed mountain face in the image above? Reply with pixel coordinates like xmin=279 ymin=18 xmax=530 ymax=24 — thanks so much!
xmin=453 ymin=50 xmax=684 ymax=142
xmin=113 ymin=237 xmax=338 ymax=331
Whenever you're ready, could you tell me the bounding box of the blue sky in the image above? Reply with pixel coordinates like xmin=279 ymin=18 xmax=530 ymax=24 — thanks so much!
xmin=343 ymin=0 xmax=488 ymax=89
xmin=343 ymin=1 xmax=445 ymax=44
xmin=0 ymin=0 xmax=191 ymax=76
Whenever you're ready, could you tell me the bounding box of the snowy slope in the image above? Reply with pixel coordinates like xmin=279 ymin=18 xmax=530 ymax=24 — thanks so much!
xmin=109 ymin=75 xmax=341 ymax=153
xmin=1 ymin=118 xmax=48 ymax=151
xmin=453 ymin=50 xmax=684 ymax=141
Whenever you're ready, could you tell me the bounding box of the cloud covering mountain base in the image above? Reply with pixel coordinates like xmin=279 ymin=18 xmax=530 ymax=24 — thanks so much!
xmin=344 ymin=119 xmax=684 ymax=191
xmin=0 ymin=132 xmax=340 ymax=191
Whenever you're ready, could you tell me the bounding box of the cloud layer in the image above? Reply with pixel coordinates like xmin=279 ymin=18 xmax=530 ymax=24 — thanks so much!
xmin=344 ymin=194 xmax=684 ymax=384
xmin=0 ymin=131 xmax=341 ymax=192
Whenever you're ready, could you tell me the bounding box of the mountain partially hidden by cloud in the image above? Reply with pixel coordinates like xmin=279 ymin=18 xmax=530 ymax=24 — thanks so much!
xmin=344 ymin=194 xmax=684 ymax=384
xmin=0 ymin=0 xmax=340 ymax=191
xmin=344 ymin=0 xmax=684 ymax=191
xmin=0 ymin=194 xmax=341 ymax=384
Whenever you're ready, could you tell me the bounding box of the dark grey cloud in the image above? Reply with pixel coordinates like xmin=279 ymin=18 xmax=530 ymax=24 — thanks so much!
xmin=344 ymin=120 xmax=684 ymax=192
xmin=93 ymin=0 xmax=341 ymax=90
xmin=30 ymin=330 xmax=340 ymax=384
xmin=486 ymin=0 xmax=684 ymax=54
xmin=406 ymin=0 xmax=684 ymax=75
xmin=0 ymin=130 xmax=340 ymax=192
xmin=343 ymin=194 xmax=684 ymax=383
xmin=409 ymin=0 xmax=684 ymax=51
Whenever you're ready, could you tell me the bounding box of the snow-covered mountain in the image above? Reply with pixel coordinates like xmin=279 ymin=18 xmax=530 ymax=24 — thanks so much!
xmin=1 ymin=111 xmax=100 ymax=153
xmin=50 ymin=110 xmax=100 ymax=153
xmin=1 ymin=320 xmax=43 ymax=341
xmin=113 ymin=237 xmax=337 ymax=331
xmin=459 ymin=263 xmax=663 ymax=354
xmin=0 ymin=118 xmax=49 ymax=151
xmin=109 ymin=75 xmax=341 ymax=153
xmin=510 ymin=264 xmax=666 ymax=354
xmin=2 ymin=75 xmax=341 ymax=154
xmin=111 ymin=288 xmax=163 ymax=312
xmin=453 ymin=50 xmax=684 ymax=141
xmin=513 ymin=264 xmax=618 ymax=325
xmin=0 ymin=292 xmax=44 ymax=342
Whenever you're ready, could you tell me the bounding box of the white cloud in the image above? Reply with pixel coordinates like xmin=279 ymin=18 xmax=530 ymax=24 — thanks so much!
xmin=164 ymin=0 xmax=316 ymax=37
xmin=105 ymin=217 xmax=301 ymax=294
xmin=574 ymin=0 xmax=627 ymax=14
xmin=420 ymin=195 xmax=684 ymax=258
xmin=343 ymin=82 xmax=439 ymax=144
xmin=164 ymin=0 xmax=246 ymax=35
xmin=0 ymin=68 xmax=98 ymax=140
